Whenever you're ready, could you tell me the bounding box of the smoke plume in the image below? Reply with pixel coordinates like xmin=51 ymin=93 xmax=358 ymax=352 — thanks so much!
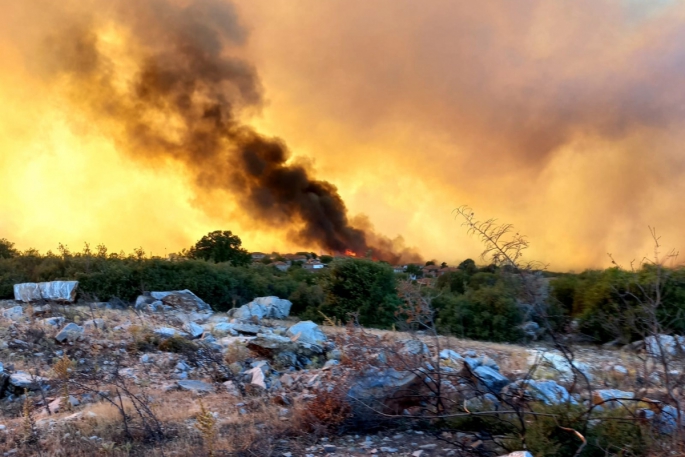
xmin=23 ymin=0 xmax=419 ymax=263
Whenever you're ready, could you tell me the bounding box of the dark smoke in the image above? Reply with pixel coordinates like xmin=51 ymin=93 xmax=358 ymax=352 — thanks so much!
xmin=39 ymin=0 xmax=420 ymax=264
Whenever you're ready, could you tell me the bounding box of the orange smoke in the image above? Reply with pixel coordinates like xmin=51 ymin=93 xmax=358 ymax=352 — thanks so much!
xmin=2 ymin=1 xmax=685 ymax=270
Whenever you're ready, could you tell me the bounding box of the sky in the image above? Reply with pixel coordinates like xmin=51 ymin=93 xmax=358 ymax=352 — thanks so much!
xmin=1 ymin=0 xmax=685 ymax=270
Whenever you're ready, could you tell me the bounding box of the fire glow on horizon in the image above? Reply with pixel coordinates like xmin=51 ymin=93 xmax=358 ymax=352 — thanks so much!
xmin=2 ymin=0 xmax=685 ymax=270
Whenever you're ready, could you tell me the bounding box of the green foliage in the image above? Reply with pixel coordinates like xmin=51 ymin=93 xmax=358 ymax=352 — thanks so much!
xmin=319 ymin=255 xmax=334 ymax=264
xmin=0 ymin=238 xmax=17 ymax=259
xmin=405 ymin=264 xmax=422 ymax=276
xmin=437 ymin=280 xmax=524 ymax=342
xmin=512 ymin=404 xmax=653 ymax=457
xmin=436 ymin=269 xmax=469 ymax=295
xmin=319 ymin=259 xmax=401 ymax=328
xmin=187 ymin=230 xmax=251 ymax=266
xmin=458 ymin=258 xmax=478 ymax=275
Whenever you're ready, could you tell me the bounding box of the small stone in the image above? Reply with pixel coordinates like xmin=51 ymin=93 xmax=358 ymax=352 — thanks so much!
xmin=419 ymin=443 xmax=437 ymax=450
xmin=55 ymin=323 xmax=84 ymax=343
xmin=323 ymin=444 xmax=336 ymax=453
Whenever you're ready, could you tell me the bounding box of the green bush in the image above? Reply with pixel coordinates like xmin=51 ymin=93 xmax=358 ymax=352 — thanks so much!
xmin=437 ymin=281 xmax=524 ymax=342
xmin=318 ymin=258 xmax=401 ymax=328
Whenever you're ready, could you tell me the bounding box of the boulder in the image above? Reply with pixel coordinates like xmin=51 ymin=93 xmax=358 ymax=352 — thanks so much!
xmin=246 ymin=367 xmax=267 ymax=389
xmin=1 ymin=306 xmax=24 ymax=321
xmin=655 ymin=405 xmax=685 ymax=434
xmin=150 ymin=290 xmax=212 ymax=313
xmin=232 ymin=296 xmax=292 ymax=321
xmin=473 ymin=366 xmax=510 ymax=392
xmin=39 ymin=316 xmax=65 ymax=328
xmin=287 ymin=321 xmax=327 ymax=345
xmin=9 ymin=371 xmax=49 ymax=392
xmin=184 ymin=322 xmax=204 ymax=339
xmin=398 ymin=339 xmax=430 ymax=356
xmin=55 ymin=323 xmax=84 ymax=343
xmin=14 ymin=281 xmax=78 ymax=303
xmin=348 ymin=367 xmax=423 ymax=414
xmin=528 ymin=350 xmax=592 ymax=382
xmin=592 ymin=389 xmax=635 ymax=409
xmin=212 ymin=322 xmax=238 ymax=336
xmin=646 ymin=335 xmax=685 ymax=358
xmin=231 ymin=323 xmax=262 ymax=335
xmin=154 ymin=327 xmax=188 ymax=339
xmin=439 ymin=349 xmax=463 ymax=361
xmin=505 ymin=380 xmax=575 ymax=406
xmin=83 ymin=318 xmax=105 ymax=333
xmin=177 ymin=380 xmax=214 ymax=393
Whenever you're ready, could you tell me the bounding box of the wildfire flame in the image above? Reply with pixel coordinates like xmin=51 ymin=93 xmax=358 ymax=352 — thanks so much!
xmin=344 ymin=249 xmax=357 ymax=257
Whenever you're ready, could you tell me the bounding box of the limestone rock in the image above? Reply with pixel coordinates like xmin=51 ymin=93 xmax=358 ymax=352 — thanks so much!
xmin=473 ymin=366 xmax=510 ymax=392
xmin=212 ymin=322 xmax=238 ymax=336
xmin=150 ymin=290 xmax=212 ymax=313
xmin=14 ymin=281 xmax=78 ymax=303
xmin=646 ymin=335 xmax=685 ymax=358
xmin=1 ymin=306 xmax=24 ymax=321
xmin=231 ymin=296 xmax=292 ymax=321
xmin=505 ymin=380 xmax=576 ymax=406
xmin=40 ymin=316 xmax=65 ymax=328
xmin=55 ymin=323 xmax=84 ymax=343
xmin=287 ymin=321 xmax=327 ymax=345
xmin=9 ymin=371 xmax=49 ymax=392
xmin=177 ymin=380 xmax=214 ymax=393
xmin=83 ymin=318 xmax=105 ymax=333
xmin=154 ymin=327 xmax=188 ymax=339
xmin=184 ymin=322 xmax=204 ymax=339
xmin=348 ymin=367 xmax=422 ymax=414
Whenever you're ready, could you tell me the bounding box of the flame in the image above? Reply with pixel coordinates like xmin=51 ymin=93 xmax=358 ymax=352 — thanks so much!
xmin=344 ymin=249 xmax=357 ymax=257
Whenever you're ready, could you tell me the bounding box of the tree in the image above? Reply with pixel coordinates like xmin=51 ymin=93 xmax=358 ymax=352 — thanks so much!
xmin=319 ymin=258 xmax=401 ymax=328
xmin=457 ymin=258 xmax=478 ymax=275
xmin=0 ymin=238 xmax=17 ymax=259
xmin=405 ymin=264 xmax=422 ymax=277
xmin=188 ymin=231 xmax=251 ymax=266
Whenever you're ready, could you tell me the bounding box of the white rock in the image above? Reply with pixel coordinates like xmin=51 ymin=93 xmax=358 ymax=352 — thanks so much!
xmin=286 ymin=321 xmax=327 ymax=345
xmin=9 ymin=371 xmax=49 ymax=391
xmin=247 ymin=367 xmax=267 ymax=389
xmin=213 ymin=322 xmax=239 ymax=336
xmin=153 ymin=327 xmax=188 ymax=339
xmin=150 ymin=290 xmax=212 ymax=312
xmin=40 ymin=316 xmax=65 ymax=327
xmin=474 ymin=366 xmax=510 ymax=392
xmin=177 ymin=380 xmax=213 ymax=393
xmin=14 ymin=281 xmax=78 ymax=303
xmin=1 ymin=306 xmax=24 ymax=321
xmin=83 ymin=318 xmax=105 ymax=333
xmin=55 ymin=323 xmax=84 ymax=343
xmin=646 ymin=334 xmax=685 ymax=358
xmin=232 ymin=296 xmax=293 ymax=321
xmin=528 ymin=350 xmax=592 ymax=382
xmin=184 ymin=322 xmax=204 ymax=339
xmin=439 ymin=349 xmax=463 ymax=361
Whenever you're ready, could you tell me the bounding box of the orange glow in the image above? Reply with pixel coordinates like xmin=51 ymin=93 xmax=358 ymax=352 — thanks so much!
xmin=1 ymin=1 xmax=685 ymax=270
xmin=344 ymin=250 xmax=358 ymax=258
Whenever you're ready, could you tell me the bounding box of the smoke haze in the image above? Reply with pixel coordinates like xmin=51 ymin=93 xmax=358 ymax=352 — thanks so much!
xmin=1 ymin=0 xmax=685 ymax=269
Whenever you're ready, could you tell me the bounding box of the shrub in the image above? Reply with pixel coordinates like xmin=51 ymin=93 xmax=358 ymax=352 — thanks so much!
xmin=318 ymin=259 xmax=402 ymax=328
xmin=438 ymin=282 xmax=524 ymax=342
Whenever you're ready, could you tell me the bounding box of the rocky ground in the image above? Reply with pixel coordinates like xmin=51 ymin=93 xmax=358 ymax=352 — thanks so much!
xmin=0 ymin=287 xmax=681 ymax=456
